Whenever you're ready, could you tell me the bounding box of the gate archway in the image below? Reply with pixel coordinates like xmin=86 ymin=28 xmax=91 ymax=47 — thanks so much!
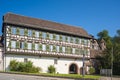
xmin=69 ymin=63 xmax=78 ymax=74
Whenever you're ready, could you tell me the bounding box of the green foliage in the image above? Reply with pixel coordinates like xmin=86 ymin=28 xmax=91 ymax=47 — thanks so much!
xmin=96 ymin=29 xmax=120 ymax=75
xmin=89 ymin=67 xmax=95 ymax=74
xmin=9 ymin=60 xmax=41 ymax=73
xmin=70 ymin=37 xmax=73 ymax=43
xmin=48 ymin=65 xmax=56 ymax=73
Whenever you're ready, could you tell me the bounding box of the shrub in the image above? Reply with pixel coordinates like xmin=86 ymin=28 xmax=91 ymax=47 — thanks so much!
xmin=9 ymin=60 xmax=41 ymax=73
xmin=89 ymin=67 xmax=95 ymax=74
xmin=48 ymin=65 xmax=56 ymax=73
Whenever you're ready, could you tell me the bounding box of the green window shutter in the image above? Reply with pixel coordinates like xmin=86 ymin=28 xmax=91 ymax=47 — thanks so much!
xmin=76 ymin=38 xmax=79 ymax=44
xmin=39 ymin=32 xmax=42 ymax=38
xmin=53 ymin=45 xmax=56 ymax=52
xmin=65 ymin=36 xmax=68 ymax=42
xmin=16 ymin=27 xmax=20 ymax=35
xmin=75 ymin=48 xmax=80 ymax=55
xmin=70 ymin=37 xmax=73 ymax=43
xmin=32 ymin=43 xmax=35 ymax=50
xmin=81 ymin=39 xmax=84 ymax=45
xmin=39 ymin=44 xmax=42 ymax=51
xmin=67 ymin=47 xmax=72 ymax=54
xmin=46 ymin=45 xmax=50 ymax=52
xmin=53 ymin=34 xmax=56 ymax=40
xmin=32 ymin=30 xmax=35 ymax=37
xmin=60 ymin=35 xmax=62 ymax=41
xmin=59 ymin=46 xmax=62 ymax=53
xmin=8 ymin=41 xmax=11 ymax=48
xmin=24 ymin=28 xmax=28 ymax=36
xmin=24 ymin=42 xmax=28 ymax=49
xmin=46 ymin=32 xmax=49 ymax=39
xmin=16 ymin=41 xmax=20 ymax=49
xmin=8 ymin=27 xmax=11 ymax=34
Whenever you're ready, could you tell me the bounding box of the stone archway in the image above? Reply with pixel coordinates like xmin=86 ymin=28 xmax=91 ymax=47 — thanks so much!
xmin=69 ymin=63 xmax=78 ymax=74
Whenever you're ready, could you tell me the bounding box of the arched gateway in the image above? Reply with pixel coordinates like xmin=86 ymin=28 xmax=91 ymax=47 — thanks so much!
xmin=69 ymin=63 xmax=78 ymax=74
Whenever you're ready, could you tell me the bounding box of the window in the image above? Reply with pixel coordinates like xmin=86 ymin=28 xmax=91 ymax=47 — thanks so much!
xmin=56 ymin=34 xmax=59 ymax=41
xmin=11 ymin=27 xmax=16 ymax=34
xmin=56 ymin=46 xmax=59 ymax=52
xmin=35 ymin=31 xmax=39 ymax=38
xmin=73 ymin=37 xmax=76 ymax=43
xmin=28 ymin=30 xmax=32 ymax=36
xmin=49 ymin=33 xmax=53 ymax=40
xmin=20 ymin=42 xmax=24 ymax=49
xmin=28 ymin=43 xmax=32 ymax=49
xmin=42 ymin=32 xmax=46 ymax=39
xmin=62 ymin=47 xmax=65 ymax=53
xmin=42 ymin=44 xmax=46 ymax=51
xmin=62 ymin=35 xmax=65 ymax=42
xmin=50 ymin=45 xmax=53 ymax=52
xmin=11 ymin=41 xmax=16 ymax=48
xmin=72 ymin=48 xmax=75 ymax=54
xmin=67 ymin=37 xmax=70 ymax=42
xmin=20 ymin=29 xmax=24 ymax=35
xmin=35 ymin=44 xmax=39 ymax=50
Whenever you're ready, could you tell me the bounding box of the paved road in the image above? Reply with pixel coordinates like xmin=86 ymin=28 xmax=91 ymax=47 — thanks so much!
xmin=99 ymin=76 xmax=120 ymax=80
xmin=0 ymin=73 xmax=74 ymax=80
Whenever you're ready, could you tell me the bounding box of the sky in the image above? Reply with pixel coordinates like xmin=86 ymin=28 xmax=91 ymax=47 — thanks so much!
xmin=0 ymin=0 xmax=120 ymax=38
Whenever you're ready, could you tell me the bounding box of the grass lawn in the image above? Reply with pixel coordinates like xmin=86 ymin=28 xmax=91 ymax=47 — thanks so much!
xmin=0 ymin=71 xmax=101 ymax=79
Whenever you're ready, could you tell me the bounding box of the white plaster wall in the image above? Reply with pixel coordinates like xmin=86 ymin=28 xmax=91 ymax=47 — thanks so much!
xmin=5 ymin=54 xmax=84 ymax=74
xmin=0 ymin=47 xmax=3 ymax=71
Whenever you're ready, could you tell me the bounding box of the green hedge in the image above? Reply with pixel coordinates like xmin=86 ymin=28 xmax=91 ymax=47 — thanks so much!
xmin=9 ymin=60 xmax=41 ymax=73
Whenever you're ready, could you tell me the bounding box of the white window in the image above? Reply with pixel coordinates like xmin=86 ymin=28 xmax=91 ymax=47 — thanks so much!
xmin=49 ymin=33 xmax=53 ymax=40
xmin=35 ymin=44 xmax=39 ymax=50
xmin=50 ymin=45 xmax=53 ymax=52
xmin=28 ymin=30 xmax=32 ymax=36
xmin=56 ymin=46 xmax=59 ymax=52
xmin=28 ymin=43 xmax=32 ymax=49
xmin=20 ymin=29 xmax=24 ymax=35
xmin=42 ymin=44 xmax=46 ymax=51
xmin=62 ymin=35 xmax=65 ymax=42
xmin=62 ymin=47 xmax=65 ymax=53
xmin=72 ymin=48 xmax=75 ymax=54
xmin=11 ymin=41 xmax=16 ymax=48
xmin=35 ymin=31 xmax=39 ymax=38
xmin=11 ymin=27 xmax=16 ymax=34
xmin=67 ymin=37 xmax=70 ymax=42
xmin=42 ymin=32 xmax=46 ymax=39
xmin=56 ymin=35 xmax=59 ymax=41
xmin=73 ymin=38 xmax=76 ymax=43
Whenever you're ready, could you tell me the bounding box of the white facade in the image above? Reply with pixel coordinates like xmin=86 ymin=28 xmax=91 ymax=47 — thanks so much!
xmin=0 ymin=47 xmax=3 ymax=71
xmin=5 ymin=54 xmax=84 ymax=74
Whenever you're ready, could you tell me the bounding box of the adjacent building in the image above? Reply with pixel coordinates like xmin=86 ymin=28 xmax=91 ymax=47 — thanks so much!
xmin=0 ymin=13 xmax=105 ymax=74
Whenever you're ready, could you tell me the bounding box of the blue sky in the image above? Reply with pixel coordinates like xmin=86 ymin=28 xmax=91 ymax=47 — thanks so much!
xmin=0 ymin=0 xmax=120 ymax=38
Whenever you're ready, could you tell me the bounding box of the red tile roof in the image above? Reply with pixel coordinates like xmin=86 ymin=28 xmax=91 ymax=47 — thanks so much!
xmin=3 ymin=13 xmax=91 ymax=38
